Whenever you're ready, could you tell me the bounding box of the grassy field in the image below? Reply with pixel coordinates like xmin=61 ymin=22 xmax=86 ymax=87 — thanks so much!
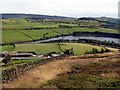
xmin=2 ymin=59 xmax=41 ymax=71
xmin=3 ymin=51 xmax=119 ymax=88
xmin=0 ymin=45 xmax=14 ymax=52
xmin=1 ymin=18 xmax=119 ymax=44
xmin=2 ymin=18 xmax=58 ymax=30
xmin=1 ymin=18 xmax=78 ymax=30
xmin=2 ymin=27 xmax=118 ymax=44
xmin=1 ymin=43 xmax=111 ymax=55
xmin=1 ymin=18 xmax=118 ymax=44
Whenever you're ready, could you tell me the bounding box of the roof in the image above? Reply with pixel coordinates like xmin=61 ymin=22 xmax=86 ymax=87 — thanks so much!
xmin=17 ymin=51 xmax=37 ymax=55
xmin=10 ymin=53 xmax=33 ymax=56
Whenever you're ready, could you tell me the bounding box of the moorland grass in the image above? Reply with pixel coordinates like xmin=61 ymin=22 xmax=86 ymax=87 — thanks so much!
xmin=42 ymin=59 xmax=120 ymax=88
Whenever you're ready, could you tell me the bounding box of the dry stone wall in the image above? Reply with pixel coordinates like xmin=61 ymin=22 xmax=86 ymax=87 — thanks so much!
xmin=2 ymin=54 xmax=70 ymax=83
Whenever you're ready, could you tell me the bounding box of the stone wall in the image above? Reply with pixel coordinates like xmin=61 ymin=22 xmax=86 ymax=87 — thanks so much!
xmin=2 ymin=54 xmax=69 ymax=83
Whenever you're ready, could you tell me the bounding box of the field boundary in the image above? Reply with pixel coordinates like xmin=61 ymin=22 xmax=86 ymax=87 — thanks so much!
xmin=2 ymin=54 xmax=71 ymax=83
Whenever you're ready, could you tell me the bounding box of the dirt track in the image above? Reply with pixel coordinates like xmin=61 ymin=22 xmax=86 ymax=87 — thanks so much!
xmin=2 ymin=52 xmax=120 ymax=88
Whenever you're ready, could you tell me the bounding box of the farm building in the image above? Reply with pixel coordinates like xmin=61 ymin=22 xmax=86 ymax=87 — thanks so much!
xmin=9 ymin=51 xmax=37 ymax=57
xmin=17 ymin=51 xmax=37 ymax=55
xmin=0 ymin=53 xmax=6 ymax=57
xmin=64 ymin=48 xmax=74 ymax=55
xmin=10 ymin=53 xmax=34 ymax=57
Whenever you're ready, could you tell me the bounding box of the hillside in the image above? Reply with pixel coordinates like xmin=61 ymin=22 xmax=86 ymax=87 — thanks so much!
xmin=78 ymin=17 xmax=119 ymax=24
xmin=1 ymin=14 xmax=119 ymax=30
xmin=2 ymin=52 xmax=120 ymax=88
xmin=78 ymin=17 xmax=120 ymax=30
xmin=2 ymin=27 xmax=118 ymax=44
xmin=1 ymin=17 xmax=119 ymax=44
xmin=1 ymin=13 xmax=74 ymax=19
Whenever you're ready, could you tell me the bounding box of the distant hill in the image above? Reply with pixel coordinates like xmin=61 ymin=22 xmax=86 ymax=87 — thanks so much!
xmin=78 ymin=17 xmax=120 ymax=24
xmin=78 ymin=17 xmax=120 ymax=30
xmin=1 ymin=13 xmax=118 ymax=23
xmin=0 ymin=13 xmax=74 ymax=19
xmin=96 ymin=17 xmax=120 ymax=24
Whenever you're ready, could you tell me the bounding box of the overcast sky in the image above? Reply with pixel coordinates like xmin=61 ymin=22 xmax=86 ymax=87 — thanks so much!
xmin=0 ymin=0 xmax=119 ymax=18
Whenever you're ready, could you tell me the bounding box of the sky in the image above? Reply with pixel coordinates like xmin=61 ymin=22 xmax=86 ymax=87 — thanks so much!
xmin=0 ymin=0 xmax=119 ymax=18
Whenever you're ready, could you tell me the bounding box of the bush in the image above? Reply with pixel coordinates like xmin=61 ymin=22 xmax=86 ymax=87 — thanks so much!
xmin=44 ymin=74 xmax=120 ymax=88
xmin=92 ymin=48 xmax=99 ymax=54
xmin=84 ymin=48 xmax=99 ymax=54
xmin=100 ymin=48 xmax=104 ymax=53
xmin=2 ymin=54 xmax=11 ymax=65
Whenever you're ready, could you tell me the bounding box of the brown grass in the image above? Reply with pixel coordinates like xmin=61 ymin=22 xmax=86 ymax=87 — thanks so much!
xmin=2 ymin=52 xmax=120 ymax=88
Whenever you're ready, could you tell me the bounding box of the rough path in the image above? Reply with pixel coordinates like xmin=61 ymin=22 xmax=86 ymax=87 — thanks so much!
xmin=2 ymin=52 xmax=119 ymax=88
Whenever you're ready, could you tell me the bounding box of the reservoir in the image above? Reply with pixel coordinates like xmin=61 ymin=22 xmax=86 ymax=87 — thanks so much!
xmin=26 ymin=36 xmax=119 ymax=44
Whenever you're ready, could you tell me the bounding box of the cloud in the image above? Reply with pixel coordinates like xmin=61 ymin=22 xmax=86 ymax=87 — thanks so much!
xmin=0 ymin=0 xmax=119 ymax=18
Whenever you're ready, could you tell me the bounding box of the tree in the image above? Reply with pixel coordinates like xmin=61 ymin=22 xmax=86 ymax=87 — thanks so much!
xmin=2 ymin=54 xmax=11 ymax=65
xmin=100 ymin=48 xmax=104 ymax=53
xmin=104 ymin=48 xmax=111 ymax=52
xmin=10 ymin=43 xmax=15 ymax=48
xmin=85 ymin=50 xmax=90 ymax=54
xmin=91 ymin=48 xmax=98 ymax=54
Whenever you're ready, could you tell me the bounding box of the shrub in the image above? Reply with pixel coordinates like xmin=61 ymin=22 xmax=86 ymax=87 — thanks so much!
xmin=2 ymin=54 xmax=11 ymax=65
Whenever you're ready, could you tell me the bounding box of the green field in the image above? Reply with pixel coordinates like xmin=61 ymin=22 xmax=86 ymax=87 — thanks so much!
xmin=2 ymin=27 xmax=118 ymax=44
xmin=0 ymin=45 xmax=14 ymax=52
xmin=1 ymin=18 xmax=78 ymax=30
xmin=1 ymin=43 xmax=105 ymax=71
xmin=1 ymin=18 xmax=119 ymax=44
xmin=2 ymin=59 xmax=41 ymax=70
xmin=2 ymin=43 xmax=106 ymax=55
xmin=2 ymin=18 xmax=58 ymax=30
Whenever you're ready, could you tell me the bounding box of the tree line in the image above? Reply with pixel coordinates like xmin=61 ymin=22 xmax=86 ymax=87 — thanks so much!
xmin=73 ymin=31 xmax=120 ymax=39
xmin=84 ymin=47 xmax=110 ymax=54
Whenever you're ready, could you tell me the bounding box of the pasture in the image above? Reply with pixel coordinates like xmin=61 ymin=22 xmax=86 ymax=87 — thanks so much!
xmin=2 ymin=27 xmax=118 ymax=44
xmin=1 ymin=18 xmax=78 ymax=30
xmin=2 ymin=59 xmax=41 ymax=71
xmin=1 ymin=18 xmax=118 ymax=44
xmin=1 ymin=43 xmax=110 ymax=55
xmin=2 ymin=52 xmax=120 ymax=88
